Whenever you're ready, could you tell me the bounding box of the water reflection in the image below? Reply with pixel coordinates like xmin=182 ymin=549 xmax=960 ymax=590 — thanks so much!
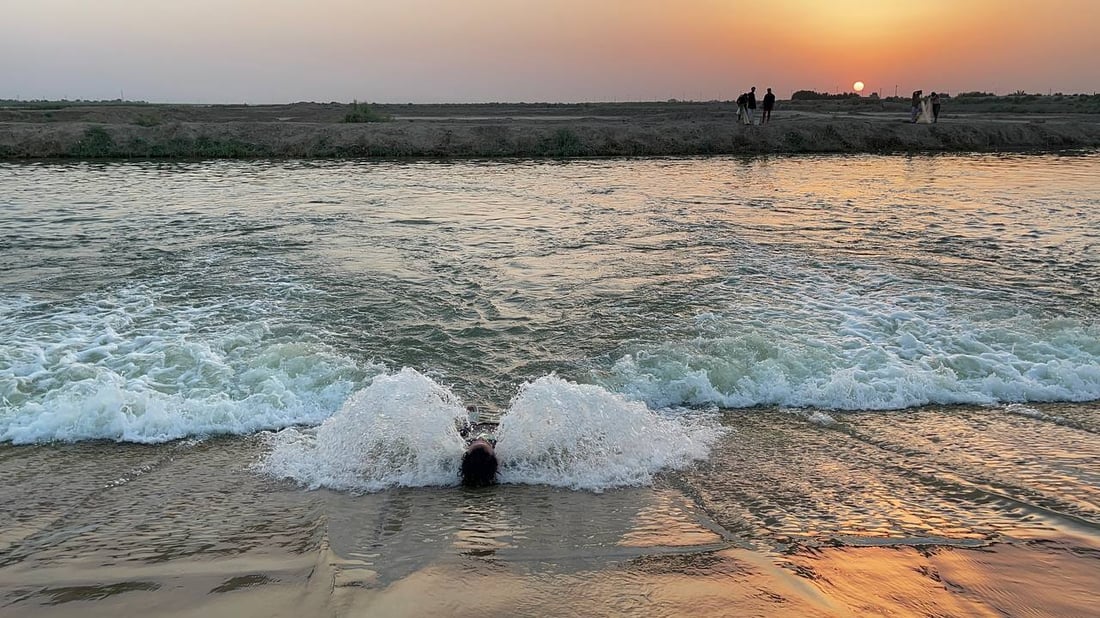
xmin=323 ymin=484 xmax=723 ymax=587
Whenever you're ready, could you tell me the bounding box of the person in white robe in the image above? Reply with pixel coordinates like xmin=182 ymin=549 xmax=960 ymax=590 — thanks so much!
xmin=916 ymin=95 xmax=934 ymax=124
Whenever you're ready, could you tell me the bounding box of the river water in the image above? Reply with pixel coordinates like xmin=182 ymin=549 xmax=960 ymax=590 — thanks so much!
xmin=1 ymin=154 xmax=1098 ymax=616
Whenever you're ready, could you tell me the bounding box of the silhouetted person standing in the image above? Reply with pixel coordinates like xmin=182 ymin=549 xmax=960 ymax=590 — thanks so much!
xmin=931 ymin=92 xmax=941 ymax=122
xmin=910 ymin=90 xmax=922 ymax=123
xmin=747 ymin=86 xmax=757 ymax=124
xmin=736 ymin=91 xmax=749 ymax=124
xmin=762 ymin=88 xmax=775 ymax=124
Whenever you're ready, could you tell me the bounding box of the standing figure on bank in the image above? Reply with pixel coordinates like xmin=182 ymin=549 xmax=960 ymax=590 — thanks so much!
xmin=917 ymin=93 xmax=934 ymax=123
xmin=747 ymin=86 xmax=758 ymax=124
xmin=931 ymin=92 xmax=941 ymax=123
xmin=910 ymin=90 xmax=922 ymax=123
xmin=736 ymin=91 xmax=749 ymax=124
xmin=762 ymin=88 xmax=776 ymax=124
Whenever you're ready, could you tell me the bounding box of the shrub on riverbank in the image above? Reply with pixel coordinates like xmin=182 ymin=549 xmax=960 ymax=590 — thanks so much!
xmin=343 ymin=101 xmax=391 ymax=123
xmin=70 ymin=126 xmax=116 ymax=157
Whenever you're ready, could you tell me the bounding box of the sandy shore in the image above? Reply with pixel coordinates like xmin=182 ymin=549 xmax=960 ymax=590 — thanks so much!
xmin=4 ymin=401 xmax=1098 ymax=616
xmin=1 ymin=102 xmax=1098 ymax=159
xmin=6 ymin=530 xmax=1096 ymax=617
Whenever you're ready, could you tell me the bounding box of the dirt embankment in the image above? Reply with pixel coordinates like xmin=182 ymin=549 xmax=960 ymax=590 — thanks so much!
xmin=1 ymin=102 xmax=1098 ymax=159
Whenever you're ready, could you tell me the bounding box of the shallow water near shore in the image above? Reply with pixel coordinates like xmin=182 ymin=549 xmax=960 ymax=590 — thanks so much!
xmin=1 ymin=153 xmax=1099 ymax=615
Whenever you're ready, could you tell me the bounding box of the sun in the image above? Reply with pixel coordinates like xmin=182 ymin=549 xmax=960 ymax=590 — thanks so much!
xmin=853 ymin=81 xmax=865 ymax=93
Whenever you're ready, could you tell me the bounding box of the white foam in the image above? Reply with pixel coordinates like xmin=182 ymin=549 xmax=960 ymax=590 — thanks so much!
xmin=1003 ymin=402 xmax=1072 ymax=425
xmin=259 ymin=371 xmax=725 ymax=493
xmin=495 ymin=375 xmax=724 ymax=491
xmin=602 ymin=293 xmax=1100 ymax=411
xmin=807 ymin=411 xmax=838 ymax=426
xmin=0 ymin=289 xmax=366 ymax=444
xmin=1004 ymin=403 xmax=1045 ymax=419
xmin=261 ymin=368 xmax=470 ymax=492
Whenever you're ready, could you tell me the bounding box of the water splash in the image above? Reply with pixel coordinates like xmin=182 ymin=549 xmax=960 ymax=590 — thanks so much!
xmin=260 ymin=370 xmax=724 ymax=493
xmin=496 ymin=375 xmax=723 ymax=491
xmin=262 ymin=368 xmax=470 ymax=492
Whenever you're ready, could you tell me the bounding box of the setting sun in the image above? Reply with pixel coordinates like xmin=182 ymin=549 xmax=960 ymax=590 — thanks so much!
xmin=854 ymin=81 xmax=865 ymax=92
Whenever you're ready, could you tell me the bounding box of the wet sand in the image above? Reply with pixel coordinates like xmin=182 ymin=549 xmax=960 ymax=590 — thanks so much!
xmin=2 ymin=403 xmax=1097 ymax=617
xmin=1 ymin=101 xmax=1098 ymax=159
xmin=786 ymin=539 xmax=1100 ymax=618
xmin=6 ymin=539 xmax=1095 ymax=617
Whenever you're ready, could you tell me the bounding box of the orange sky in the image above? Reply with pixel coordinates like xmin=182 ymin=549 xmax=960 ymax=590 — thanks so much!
xmin=2 ymin=0 xmax=1097 ymax=102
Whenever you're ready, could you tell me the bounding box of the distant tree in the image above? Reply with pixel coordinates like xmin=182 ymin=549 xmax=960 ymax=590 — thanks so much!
xmin=791 ymin=90 xmax=827 ymax=100
xmin=343 ymin=100 xmax=391 ymax=123
xmin=791 ymin=90 xmax=861 ymax=100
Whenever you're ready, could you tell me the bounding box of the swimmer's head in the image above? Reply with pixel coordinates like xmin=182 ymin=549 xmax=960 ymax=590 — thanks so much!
xmin=461 ymin=439 xmax=498 ymax=487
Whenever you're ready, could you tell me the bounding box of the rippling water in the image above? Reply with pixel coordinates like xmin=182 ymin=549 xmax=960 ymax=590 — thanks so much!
xmin=1 ymin=154 xmax=1098 ymax=615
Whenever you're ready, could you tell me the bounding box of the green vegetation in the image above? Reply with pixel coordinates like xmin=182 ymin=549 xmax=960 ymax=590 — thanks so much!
xmin=63 ymin=126 xmax=261 ymax=159
xmin=133 ymin=113 xmax=162 ymax=127
xmin=343 ymin=101 xmax=391 ymax=123
xmin=540 ymin=128 xmax=584 ymax=157
xmin=70 ymin=126 xmax=116 ymax=157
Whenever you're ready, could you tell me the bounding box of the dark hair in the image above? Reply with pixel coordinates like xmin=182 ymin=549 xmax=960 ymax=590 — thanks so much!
xmin=461 ymin=441 xmax=498 ymax=487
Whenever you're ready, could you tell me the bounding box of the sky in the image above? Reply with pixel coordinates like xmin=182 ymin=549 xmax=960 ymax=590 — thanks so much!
xmin=2 ymin=0 xmax=1097 ymax=103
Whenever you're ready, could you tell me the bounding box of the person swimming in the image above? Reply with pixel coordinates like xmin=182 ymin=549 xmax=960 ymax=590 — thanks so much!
xmin=459 ymin=406 xmax=499 ymax=487
xmin=461 ymin=436 xmax=498 ymax=486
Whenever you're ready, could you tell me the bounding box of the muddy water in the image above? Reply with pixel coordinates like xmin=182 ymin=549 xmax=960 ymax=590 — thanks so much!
xmin=2 ymin=154 xmax=1099 ymax=615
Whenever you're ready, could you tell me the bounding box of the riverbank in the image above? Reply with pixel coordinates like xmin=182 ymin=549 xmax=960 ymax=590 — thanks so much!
xmin=1 ymin=101 xmax=1098 ymax=159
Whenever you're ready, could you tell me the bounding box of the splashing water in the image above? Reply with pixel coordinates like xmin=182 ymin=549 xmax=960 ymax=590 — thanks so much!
xmin=261 ymin=370 xmax=724 ymax=492
xmin=496 ymin=376 xmax=723 ymax=491
xmin=262 ymin=368 xmax=471 ymax=492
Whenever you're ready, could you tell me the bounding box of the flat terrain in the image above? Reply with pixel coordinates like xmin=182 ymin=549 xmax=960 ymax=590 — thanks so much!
xmin=1 ymin=99 xmax=1099 ymax=159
